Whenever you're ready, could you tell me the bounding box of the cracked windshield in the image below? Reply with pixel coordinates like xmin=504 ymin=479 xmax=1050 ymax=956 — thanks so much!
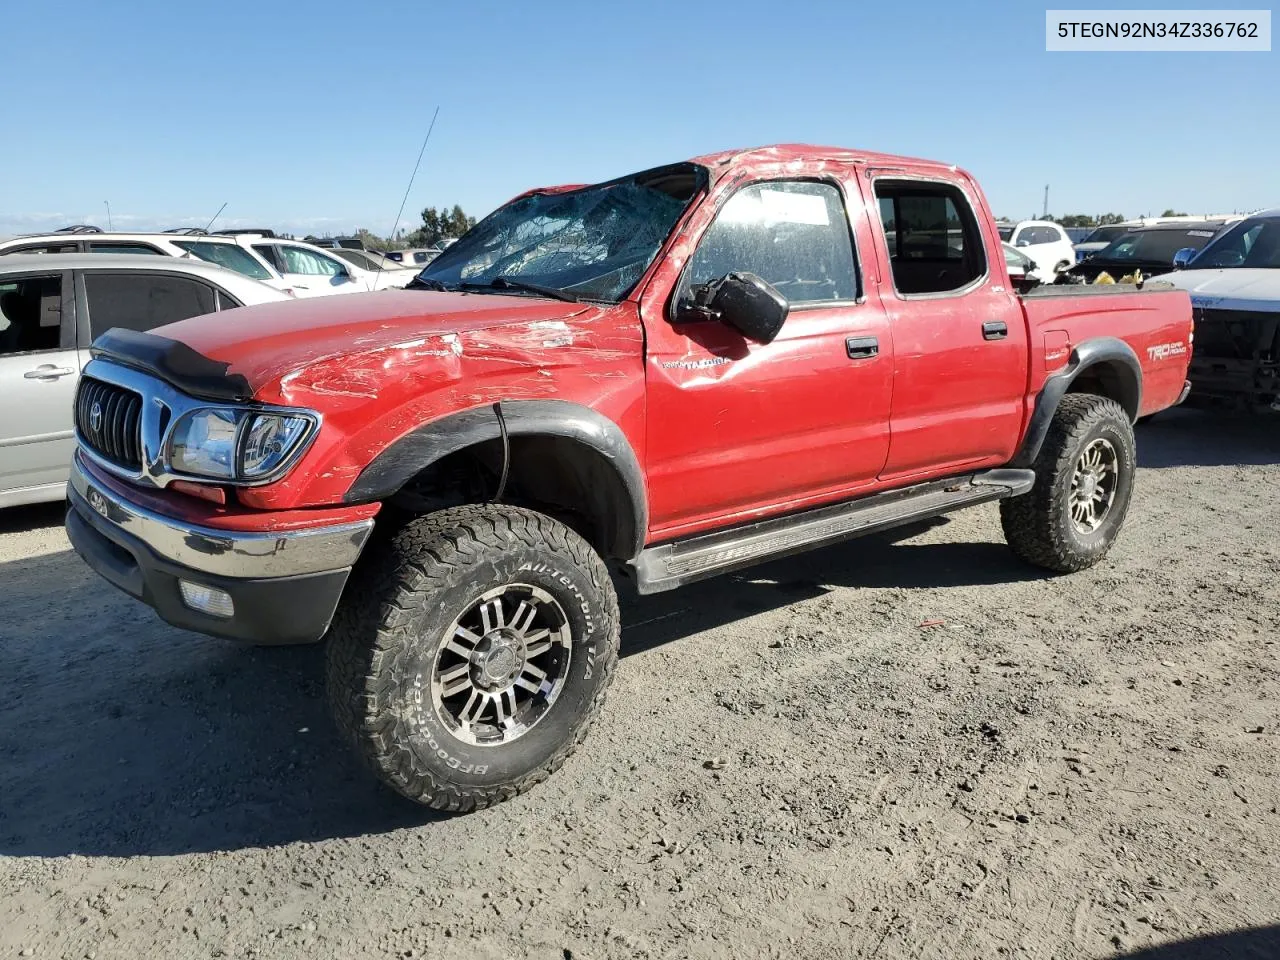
xmin=418 ymin=164 xmax=703 ymax=302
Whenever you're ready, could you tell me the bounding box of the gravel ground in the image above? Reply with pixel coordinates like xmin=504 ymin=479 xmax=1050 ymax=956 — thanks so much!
xmin=1 ymin=408 xmax=1278 ymax=960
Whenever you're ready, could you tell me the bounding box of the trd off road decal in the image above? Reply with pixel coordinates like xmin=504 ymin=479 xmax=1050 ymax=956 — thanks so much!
xmin=1147 ymin=341 xmax=1188 ymax=362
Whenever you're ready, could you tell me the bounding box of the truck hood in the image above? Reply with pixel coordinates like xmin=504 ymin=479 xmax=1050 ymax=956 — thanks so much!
xmin=159 ymin=289 xmax=606 ymax=397
xmin=1144 ymin=269 xmax=1280 ymax=312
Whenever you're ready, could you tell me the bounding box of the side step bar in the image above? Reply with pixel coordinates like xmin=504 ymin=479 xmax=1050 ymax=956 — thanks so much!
xmin=631 ymin=468 xmax=1036 ymax=595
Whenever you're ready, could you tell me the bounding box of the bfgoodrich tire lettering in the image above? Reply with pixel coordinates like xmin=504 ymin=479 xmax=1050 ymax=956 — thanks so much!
xmin=325 ymin=504 xmax=620 ymax=811
xmin=1000 ymin=393 xmax=1136 ymax=573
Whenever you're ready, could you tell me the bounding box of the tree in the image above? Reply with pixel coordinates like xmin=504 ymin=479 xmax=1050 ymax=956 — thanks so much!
xmin=1097 ymin=212 xmax=1126 ymax=225
xmin=411 ymin=205 xmax=477 ymax=246
xmin=1160 ymin=208 xmax=1188 ymax=217
xmin=1058 ymin=214 xmax=1096 ymax=228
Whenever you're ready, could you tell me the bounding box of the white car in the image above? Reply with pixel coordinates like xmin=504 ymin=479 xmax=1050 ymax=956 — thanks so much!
xmin=242 ymin=237 xmax=419 ymax=296
xmin=995 ymin=220 xmax=1075 ymax=282
xmin=0 ymin=254 xmax=289 ymax=507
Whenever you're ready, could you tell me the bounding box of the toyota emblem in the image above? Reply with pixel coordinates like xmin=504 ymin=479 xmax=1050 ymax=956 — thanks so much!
xmin=87 ymin=488 xmax=109 ymax=518
xmin=89 ymin=401 xmax=103 ymax=434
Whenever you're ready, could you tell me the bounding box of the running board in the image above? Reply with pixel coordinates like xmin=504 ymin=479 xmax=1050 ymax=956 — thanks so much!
xmin=631 ymin=469 xmax=1035 ymax=594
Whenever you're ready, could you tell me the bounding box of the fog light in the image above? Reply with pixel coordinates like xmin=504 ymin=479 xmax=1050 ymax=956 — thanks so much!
xmin=179 ymin=580 xmax=235 ymax=618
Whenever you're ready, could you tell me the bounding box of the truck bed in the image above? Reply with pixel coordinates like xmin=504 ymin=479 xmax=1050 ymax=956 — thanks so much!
xmin=1018 ymin=282 xmax=1193 ymax=417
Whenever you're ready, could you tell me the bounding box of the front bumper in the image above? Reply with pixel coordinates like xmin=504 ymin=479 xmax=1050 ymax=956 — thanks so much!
xmin=65 ymin=454 xmax=374 ymax=644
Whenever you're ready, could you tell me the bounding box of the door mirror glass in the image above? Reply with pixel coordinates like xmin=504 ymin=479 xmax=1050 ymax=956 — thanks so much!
xmin=701 ymin=272 xmax=789 ymax=343
xmin=1171 ymin=247 xmax=1198 ymax=269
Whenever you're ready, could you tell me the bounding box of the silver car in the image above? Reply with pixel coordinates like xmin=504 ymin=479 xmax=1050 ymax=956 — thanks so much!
xmin=0 ymin=254 xmax=288 ymax=508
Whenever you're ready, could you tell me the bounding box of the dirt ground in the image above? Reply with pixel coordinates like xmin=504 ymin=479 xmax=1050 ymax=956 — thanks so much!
xmin=1 ymin=407 xmax=1277 ymax=960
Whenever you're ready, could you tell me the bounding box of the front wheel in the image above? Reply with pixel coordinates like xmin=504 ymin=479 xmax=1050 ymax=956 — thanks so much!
xmin=1001 ymin=394 xmax=1136 ymax=573
xmin=326 ymin=504 xmax=620 ymax=811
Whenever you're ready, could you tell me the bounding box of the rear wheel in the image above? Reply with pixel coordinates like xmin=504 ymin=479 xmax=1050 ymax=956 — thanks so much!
xmin=1001 ymin=394 xmax=1136 ymax=572
xmin=326 ymin=504 xmax=620 ymax=811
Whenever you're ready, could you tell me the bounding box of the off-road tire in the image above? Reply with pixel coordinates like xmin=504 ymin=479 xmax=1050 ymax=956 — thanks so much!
xmin=325 ymin=504 xmax=621 ymax=812
xmin=1001 ymin=393 xmax=1136 ymax=573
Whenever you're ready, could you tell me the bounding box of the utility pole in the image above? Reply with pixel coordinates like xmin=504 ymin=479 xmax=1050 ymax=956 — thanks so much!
xmin=1042 ymin=185 xmax=1049 ymax=220
xmin=104 ymin=200 xmax=113 ymax=231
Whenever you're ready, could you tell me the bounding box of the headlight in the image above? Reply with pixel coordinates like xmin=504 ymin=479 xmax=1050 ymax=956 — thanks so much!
xmin=240 ymin=413 xmax=311 ymax=479
xmin=169 ymin=409 xmax=240 ymax=479
xmin=167 ymin=408 xmax=316 ymax=483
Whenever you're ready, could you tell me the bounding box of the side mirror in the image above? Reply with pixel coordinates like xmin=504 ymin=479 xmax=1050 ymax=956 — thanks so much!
xmin=1015 ymin=239 xmax=1030 ymax=247
xmin=1171 ymin=247 xmax=1198 ymax=270
xmin=699 ymin=273 xmax=789 ymax=343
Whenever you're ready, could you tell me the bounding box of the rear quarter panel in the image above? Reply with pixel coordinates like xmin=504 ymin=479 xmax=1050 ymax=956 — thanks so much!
xmin=1019 ymin=284 xmax=1193 ymax=418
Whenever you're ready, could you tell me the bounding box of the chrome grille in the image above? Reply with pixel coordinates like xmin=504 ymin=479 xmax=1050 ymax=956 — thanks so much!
xmin=76 ymin=377 xmax=144 ymax=470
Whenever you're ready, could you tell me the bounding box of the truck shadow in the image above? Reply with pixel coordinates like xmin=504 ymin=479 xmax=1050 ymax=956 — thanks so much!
xmin=1137 ymin=407 xmax=1280 ymax=468
xmin=617 ymin=519 xmax=1041 ymax=659
xmin=1117 ymin=925 xmax=1280 ymax=959
xmin=0 ymin=515 xmax=1037 ymax=858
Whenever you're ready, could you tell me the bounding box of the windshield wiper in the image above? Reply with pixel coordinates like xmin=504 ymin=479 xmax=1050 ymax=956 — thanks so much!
xmin=407 ymin=276 xmax=452 ymax=291
xmin=462 ymin=277 xmax=581 ymax=303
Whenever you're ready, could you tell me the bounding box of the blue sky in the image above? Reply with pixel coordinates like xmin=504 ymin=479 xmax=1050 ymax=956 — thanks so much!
xmin=1 ymin=0 xmax=1274 ymax=237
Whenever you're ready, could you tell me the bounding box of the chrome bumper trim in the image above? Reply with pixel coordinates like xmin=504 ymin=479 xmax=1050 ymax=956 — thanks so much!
xmin=68 ymin=454 xmax=372 ymax=579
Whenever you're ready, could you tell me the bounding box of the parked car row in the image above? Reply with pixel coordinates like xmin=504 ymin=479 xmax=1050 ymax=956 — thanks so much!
xmin=0 ymin=231 xmax=420 ymax=298
xmin=1059 ymin=221 xmax=1230 ymax=283
xmin=1072 ymin=214 xmax=1246 ymax=260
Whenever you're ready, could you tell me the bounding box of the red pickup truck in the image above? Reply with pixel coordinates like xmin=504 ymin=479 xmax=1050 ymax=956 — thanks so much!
xmin=66 ymin=144 xmax=1193 ymax=811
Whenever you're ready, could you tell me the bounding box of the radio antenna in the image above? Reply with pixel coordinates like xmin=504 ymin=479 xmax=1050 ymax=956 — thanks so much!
xmin=204 ymin=201 xmax=228 ymax=233
xmin=375 ymin=105 xmax=440 ymax=286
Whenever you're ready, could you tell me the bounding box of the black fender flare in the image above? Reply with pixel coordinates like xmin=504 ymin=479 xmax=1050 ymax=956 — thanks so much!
xmin=345 ymin=399 xmax=648 ymax=561
xmin=1011 ymin=337 xmax=1142 ymax=468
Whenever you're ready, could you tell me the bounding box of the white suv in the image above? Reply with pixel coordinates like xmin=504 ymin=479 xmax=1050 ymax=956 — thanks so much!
xmin=994 ymin=220 xmax=1076 ymax=282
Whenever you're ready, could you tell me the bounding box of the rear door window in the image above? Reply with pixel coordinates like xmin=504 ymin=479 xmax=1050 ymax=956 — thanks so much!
xmin=1 ymin=242 xmax=80 ymax=256
xmin=277 ymin=245 xmax=345 ymax=276
xmin=173 ymin=240 xmax=274 ymax=281
xmin=875 ymin=181 xmax=987 ymax=295
xmin=83 ymin=272 xmax=217 ymax=335
xmin=88 ymin=242 xmax=165 ymax=255
xmin=252 ymin=244 xmax=285 ymax=273
xmin=0 ymin=274 xmax=64 ymax=354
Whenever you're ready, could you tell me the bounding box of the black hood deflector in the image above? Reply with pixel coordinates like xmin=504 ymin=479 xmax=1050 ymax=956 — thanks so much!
xmin=89 ymin=329 xmax=253 ymax=402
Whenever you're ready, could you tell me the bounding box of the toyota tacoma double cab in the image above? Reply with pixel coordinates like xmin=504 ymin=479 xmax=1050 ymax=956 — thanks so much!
xmin=65 ymin=144 xmax=1194 ymax=811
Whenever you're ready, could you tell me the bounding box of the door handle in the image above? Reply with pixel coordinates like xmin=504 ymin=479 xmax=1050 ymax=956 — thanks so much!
xmin=982 ymin=321 xmax=1008 ymax=341
xmin=24 ymin=365 xmax=75 ymax=380
xmin=846 ymin=336 xmax=879 ymax=360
